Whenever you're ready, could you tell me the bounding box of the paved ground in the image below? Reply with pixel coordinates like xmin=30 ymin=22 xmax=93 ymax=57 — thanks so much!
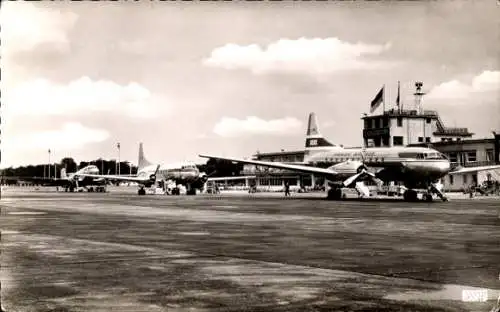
xmin=1 ymin=188 xmax=499 ymax=312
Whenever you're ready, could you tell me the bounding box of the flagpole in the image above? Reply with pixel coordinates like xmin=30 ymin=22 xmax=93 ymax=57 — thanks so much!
xmin=397 ymin=81 xmax=401 ymax=113
xmin=382 ymin=84 xmax=386 ymax=113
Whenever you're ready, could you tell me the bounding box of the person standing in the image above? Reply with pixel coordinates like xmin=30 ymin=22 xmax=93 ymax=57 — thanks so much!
xmin=284 ymin=181 xmax=290 ymax=197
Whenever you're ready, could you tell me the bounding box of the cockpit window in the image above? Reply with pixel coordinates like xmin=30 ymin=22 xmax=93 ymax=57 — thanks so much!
xmin=399 ymin=152 xmax=446 ymax=159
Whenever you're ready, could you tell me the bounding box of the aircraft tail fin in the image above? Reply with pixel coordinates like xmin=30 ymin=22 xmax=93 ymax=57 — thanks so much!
xmin=138 ymin=142 xmax=153 ymax=170
xmin=305 ymin=112 xmax=336 ymax=150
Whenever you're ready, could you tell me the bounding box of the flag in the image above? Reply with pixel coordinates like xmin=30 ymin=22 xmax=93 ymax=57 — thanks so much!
xmin=396 ymin=81 xmax=400 ymax=109
xmin=370 ymin=86 xmax=384 ymax=113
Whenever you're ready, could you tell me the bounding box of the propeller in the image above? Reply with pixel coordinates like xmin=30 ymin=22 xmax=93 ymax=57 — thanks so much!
xmin=342 ymin=148 xmax=382 ymax=187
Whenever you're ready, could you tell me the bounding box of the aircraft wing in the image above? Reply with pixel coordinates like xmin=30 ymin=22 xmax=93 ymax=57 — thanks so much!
xmin=449 ymin=164 xmax=500 ymax=175
xmin=76 ymin=165 xmax=160 ymax=184
xmin=199 ymin=154 xmax=339 ymax=179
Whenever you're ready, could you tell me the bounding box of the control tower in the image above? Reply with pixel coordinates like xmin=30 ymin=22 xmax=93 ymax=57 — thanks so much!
xmin=361 ymin=81 xmax=473 ymax=147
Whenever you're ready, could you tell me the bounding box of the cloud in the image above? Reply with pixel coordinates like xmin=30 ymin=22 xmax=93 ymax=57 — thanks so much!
xmin=203 ymin=37 xmax=391 ymax=75
xmin=213 ymin=116 xmax=303 ymax=138
xmin=428 ymin=70 xmax=500 ymax=100
xmin=471 ymin=70 xmax=500 ymax=92
xmin=0 ymin=1 xmax=78 ymax=55
xmin=3 ymin=77 xmax=169 ymax=119
xmin=3 ymin=122 xmax=110 ymax=152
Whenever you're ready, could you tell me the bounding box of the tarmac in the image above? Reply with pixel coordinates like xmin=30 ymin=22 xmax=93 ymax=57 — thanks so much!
xmin=1 ymin=187 xmax=499 ymax=312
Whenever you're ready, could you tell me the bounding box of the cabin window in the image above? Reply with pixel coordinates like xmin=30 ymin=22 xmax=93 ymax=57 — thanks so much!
xmin=393 ymin=136 xmax=403 ymax=146
xmin=418 ymin=137 xmax=424 ymax=143
xmin=399 ymin=152 xmax=417 ymax=158
xmin=397 ymin=117 xmax=402 ymax=127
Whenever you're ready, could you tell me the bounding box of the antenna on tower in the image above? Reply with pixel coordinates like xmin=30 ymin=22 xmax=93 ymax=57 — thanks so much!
xmin=413 ymin=81 xmax=426 ymax=114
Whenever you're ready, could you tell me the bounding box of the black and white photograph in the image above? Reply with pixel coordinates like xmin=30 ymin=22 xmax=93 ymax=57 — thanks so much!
xmin=1 ymin=0 xmax=499 ymax=311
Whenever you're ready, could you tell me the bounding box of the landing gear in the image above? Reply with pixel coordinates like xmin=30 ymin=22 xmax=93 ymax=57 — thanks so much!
xmin=138 ymin=188 xmax=146 ymax=196
xmin=186 ymin=184 xmax=196 ymax=195
xmin=402 ymin=183 xmax=448 ymax=202
xmin=327 ymin=187 xmax=342 ymax=200
xmin=403 ymin=189 xmax=418 ymax=202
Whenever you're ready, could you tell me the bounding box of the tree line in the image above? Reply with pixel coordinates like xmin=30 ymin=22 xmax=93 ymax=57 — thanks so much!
xmin=1 ymin=157 xmax=244 ymax=180
xmin=1 ymin=157 xmax=138 ymax=179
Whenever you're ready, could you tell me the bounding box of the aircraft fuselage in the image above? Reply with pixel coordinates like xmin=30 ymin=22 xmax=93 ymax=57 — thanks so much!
xmin=305 ymin=146 xmax=450 ymax=185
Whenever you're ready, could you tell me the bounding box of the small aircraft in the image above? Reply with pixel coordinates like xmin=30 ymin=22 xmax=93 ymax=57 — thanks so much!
xmin=200 ymin=112 xmax=500 ymax=202
xmin=31 ymin=165 xmax=110 ymax=192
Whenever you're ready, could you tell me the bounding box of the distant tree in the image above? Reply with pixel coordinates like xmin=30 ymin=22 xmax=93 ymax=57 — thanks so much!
xmin=60 ymin=157 xmax=77 ymax=173
xmin=203 ymin=158 xmax=243 ymax=177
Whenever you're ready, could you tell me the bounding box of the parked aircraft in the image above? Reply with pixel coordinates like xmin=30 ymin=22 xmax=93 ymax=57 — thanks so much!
xmin=200 ymin=112 xmax=500 ymax=202
xmin=78 ymin=143 xmax=209 ymax=195
xmin=40 ymin=165 xmax=109 ymax=192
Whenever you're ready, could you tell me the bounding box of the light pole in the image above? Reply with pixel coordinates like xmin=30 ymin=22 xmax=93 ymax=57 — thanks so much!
xmin=117 ymin=142 xmax=121 ymax=176
xmin=48 ymin=149 xmax=51 ymax=179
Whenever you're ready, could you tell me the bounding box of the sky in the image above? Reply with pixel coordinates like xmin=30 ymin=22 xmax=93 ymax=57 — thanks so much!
xmin=1 ymin=1 xmax=499 ymax=168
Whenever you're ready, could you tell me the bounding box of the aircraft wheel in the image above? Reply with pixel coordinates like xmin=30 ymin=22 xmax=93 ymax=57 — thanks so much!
xmin=403 ymin=190 xmax=418 ymax=202
xmin=327 ymin=188 xmax=342 ymax=200
xmin=138 ymin=188 xmax=146 ymax=196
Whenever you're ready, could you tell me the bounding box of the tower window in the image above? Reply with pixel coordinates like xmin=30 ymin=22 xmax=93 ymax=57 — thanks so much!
xmin=393 ymin=136 xmax=403 ymax=146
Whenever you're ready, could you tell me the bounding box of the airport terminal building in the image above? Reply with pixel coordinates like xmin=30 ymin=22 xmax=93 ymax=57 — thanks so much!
xmin=229 ymin=82 xmax=500 ymax=192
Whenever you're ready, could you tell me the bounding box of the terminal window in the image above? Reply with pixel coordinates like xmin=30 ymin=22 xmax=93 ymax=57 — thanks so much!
xmin=425 ymin=137 xmax=431 ymax=143
xmin=467 ymin=151 xmax=477 ymax=162
xmin=418 ymin=137 xmax=424 ymax=143
xmin=393 ymin=136 xmax=403 ymax=146
xmin=426 ymin=118 xmax=431 ymax=124
xmin=397 ymin=117 xmax=402 ymax=127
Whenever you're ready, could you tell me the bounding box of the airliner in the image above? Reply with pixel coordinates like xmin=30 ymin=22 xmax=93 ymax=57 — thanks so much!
xmin=53 ymin=165 xmax=109 ymax=192
xmin=78 ymin=143 xmax=209 ymax=195
xmin=200 ymin=113 xmax=499 ymax=202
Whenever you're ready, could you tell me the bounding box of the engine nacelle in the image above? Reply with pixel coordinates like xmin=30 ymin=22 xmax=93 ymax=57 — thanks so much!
xmin=328 ymin=160 xmax=366 ymax=178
